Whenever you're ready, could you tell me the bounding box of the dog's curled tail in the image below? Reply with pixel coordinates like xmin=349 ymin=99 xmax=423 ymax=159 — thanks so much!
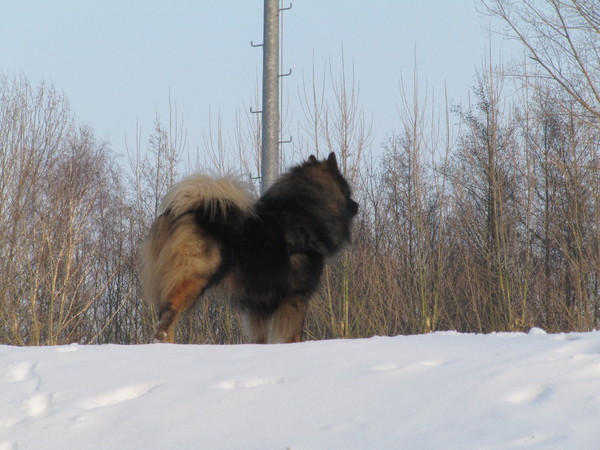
xmin=159 ymin=173 xmax=254 ymax=219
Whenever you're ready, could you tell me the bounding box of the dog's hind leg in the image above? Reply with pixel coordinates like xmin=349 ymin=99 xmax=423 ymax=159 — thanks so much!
xmin=153 ymin=278 xmax=207 ymax=343
xmin=154 ymin=305 xmax=178 ymax=343
xmin=148 ymin=219 xmax=224 ymax=343
xmin=267 ymin=295 xmax=309 ymax=344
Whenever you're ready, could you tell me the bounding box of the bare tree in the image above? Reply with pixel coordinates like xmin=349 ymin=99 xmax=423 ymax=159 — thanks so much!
xmin=450 ymin=60 xmax=526 ymax=331
xmin=481 ymin=0 xmax=600 ymax=121
xmin=0 ymin=74 xmax=134 ymax=344
xmin=293 ymin=52 xmax=372 ymax=338
xmin=377 ymin=64 xmax=452 ymax=333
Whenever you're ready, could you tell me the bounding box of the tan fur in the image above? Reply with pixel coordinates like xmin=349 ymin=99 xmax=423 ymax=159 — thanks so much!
xmin=160 ymin=173 xmax=253 ymax=217
xmin=241 ymin=296 xmax=307 ymax=344
xmin=141 ymin=175 xmax=253 ymax=343
xmin=240 ymin=313 xmax=269 ymax=344
xmin=268 ymin=296 xmax=308 ymax=343
xmin=141 ymin=214 xmax=223 ymax=342
xmin=141 ymin=215 xmax=221 ymax=307
xmin=153 ymin=278 xmax=206 ymax=342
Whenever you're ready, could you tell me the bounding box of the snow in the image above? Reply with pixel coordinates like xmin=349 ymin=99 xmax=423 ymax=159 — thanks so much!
xmin=2 ymin=331 xmax=600 ymax=449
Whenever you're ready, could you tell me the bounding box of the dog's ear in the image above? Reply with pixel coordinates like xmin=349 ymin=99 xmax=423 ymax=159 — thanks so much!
xmin=326 ymin=152 xmax=339 ymax=172
xmin=308 ymin=155 xmax=318 ymax=163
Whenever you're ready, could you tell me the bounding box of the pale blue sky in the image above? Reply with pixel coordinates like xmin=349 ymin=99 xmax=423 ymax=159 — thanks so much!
xmin=0 ymin=1 xmax=515 ymax=164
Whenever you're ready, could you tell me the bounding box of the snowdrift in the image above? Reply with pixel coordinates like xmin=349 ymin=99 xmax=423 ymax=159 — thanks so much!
xmin=2 ymin=330 xmax=600 ymax=449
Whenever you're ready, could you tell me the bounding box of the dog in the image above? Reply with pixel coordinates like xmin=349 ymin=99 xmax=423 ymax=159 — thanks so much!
xmin=140 ymin=152 xmax=358 ymax=344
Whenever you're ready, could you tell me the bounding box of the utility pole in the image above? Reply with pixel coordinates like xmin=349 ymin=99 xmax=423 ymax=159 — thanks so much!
xmin=260 ymin=0 xmax=279 ymax=193
xmin=252 ymin=0 xmax=291 ymax=192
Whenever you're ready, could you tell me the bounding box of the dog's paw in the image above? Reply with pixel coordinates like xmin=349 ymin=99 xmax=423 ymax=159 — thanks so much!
xmin=152 ymin=331 xmax=169 ymax=343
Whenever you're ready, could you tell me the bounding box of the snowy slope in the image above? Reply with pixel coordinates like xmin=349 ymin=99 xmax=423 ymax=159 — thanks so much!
xmin=1 ymin=330 xmax=600 ymax=449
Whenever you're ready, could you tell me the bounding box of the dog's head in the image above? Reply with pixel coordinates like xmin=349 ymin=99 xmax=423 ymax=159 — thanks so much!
xmin=304 ymin=152 xmax=359 ymax=222
xmin=289 ymin=152 xmax=359 ymax=254
xmin=259 ymin=152 xmax=359 ymax=256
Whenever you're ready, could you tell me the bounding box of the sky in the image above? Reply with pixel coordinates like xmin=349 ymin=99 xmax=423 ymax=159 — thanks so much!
xmin=0 ymin=1 xmax=516 ymax=168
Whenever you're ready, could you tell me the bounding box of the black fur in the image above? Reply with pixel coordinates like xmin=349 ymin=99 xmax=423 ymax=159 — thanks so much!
xmin=142 ymin=152 xmax=358 ymax=343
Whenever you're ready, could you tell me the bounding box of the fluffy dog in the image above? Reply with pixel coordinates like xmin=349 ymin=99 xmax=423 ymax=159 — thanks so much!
xmin=141 ymin=152 xmax=358 ymax=343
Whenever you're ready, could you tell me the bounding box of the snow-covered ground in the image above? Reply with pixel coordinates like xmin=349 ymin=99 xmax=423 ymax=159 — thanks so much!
xmin=1 ymin=330 xmax=600 ymax=449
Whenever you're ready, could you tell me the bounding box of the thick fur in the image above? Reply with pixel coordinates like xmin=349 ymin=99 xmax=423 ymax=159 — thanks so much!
xmin=140 ymin=152 xmax=358 ymax=344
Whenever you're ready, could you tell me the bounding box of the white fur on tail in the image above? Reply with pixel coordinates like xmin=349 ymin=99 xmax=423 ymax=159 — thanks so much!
xmin=160 ymin=174 xmax=254 ymax=218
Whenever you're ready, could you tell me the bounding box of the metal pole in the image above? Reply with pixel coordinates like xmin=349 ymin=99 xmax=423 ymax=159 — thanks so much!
xmin=261 ymin=0 xmax=279 ymax=193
